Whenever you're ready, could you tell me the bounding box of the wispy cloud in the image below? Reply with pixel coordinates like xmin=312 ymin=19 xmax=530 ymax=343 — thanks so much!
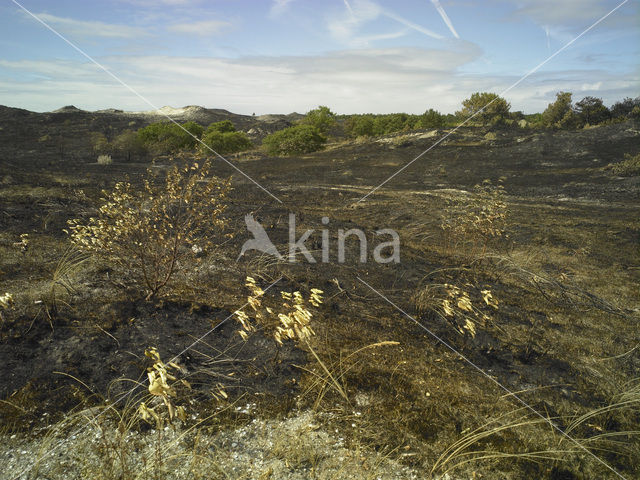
xmin=270 ymin=0 xmax=296 ymax=17
xmin=507 ymin=0 xmax=638 ymax=31
xmin=28 ymin=12 xmax=148 ymax=39
xmin=1 ymin=46 xmax=636 ymax=115
xmin=167 ymin=19 xmax=231 ymax=36
xmin=430 ymin=0 xmax=459 ymax=38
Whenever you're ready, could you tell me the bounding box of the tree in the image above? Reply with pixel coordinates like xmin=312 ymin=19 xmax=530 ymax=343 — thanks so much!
xmin=300 ymin=106 xmax=337 ymax=134
xmin=89 ymin=132 xmax=110 ymax=155
xmin=373 ymin=113 xmax=410 ymax=134
xmin=345 ymin=115 xmax=375 ymax=137
xmin=458 ymin=92 xmax=511 ymax=125
xmin=611 ymin=97 xmax=640 ymax=119
xmin=112 ymin=130 xmax=147 ymax=162
xmin=418 ymin=108 xmax=445 ymax=128
xmin=575 ymin=96 xmax=610 ymax=125
xmin=262 ymin=125 xmax=326 ymax=156
xmin=541 ymin=92 xmax=574 ymax=128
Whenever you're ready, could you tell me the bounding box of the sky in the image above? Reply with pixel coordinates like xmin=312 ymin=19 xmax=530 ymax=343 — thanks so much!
xmin=0 ymin=0 xmax=638 ymax=115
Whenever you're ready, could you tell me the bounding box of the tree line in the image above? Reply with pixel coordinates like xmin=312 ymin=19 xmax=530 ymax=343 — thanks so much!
xmin=90 ymin=92 xmax=640 ymax=160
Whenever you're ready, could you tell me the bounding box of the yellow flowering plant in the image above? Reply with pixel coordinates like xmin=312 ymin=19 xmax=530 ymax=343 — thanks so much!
xmin=66 ymin=158 xmax=231 ymax=299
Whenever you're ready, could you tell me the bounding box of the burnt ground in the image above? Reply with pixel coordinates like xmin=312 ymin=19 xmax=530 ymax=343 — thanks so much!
xmin=0 ymin=113 xmax=639 ymax=479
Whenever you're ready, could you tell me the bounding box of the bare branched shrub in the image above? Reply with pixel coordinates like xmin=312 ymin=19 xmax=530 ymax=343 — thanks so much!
xmin=67 ymin=159 xmax=231 ymax=299
xmin=441 ymin=179 xmax=508 ymax=255
xmin=235 ymin=276 xmax=322 ymax=346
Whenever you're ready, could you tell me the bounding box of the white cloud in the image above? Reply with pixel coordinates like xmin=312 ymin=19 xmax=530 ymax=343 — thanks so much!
xmin=30 ymin=12 xmax=148 ymax=39
xmin=0 ymin=45 xmax=636 ymax=115
xmin=167 ymin=19 xmax=231 ymax=36
xmin=505 ymin=0 xmax=638 ymax=33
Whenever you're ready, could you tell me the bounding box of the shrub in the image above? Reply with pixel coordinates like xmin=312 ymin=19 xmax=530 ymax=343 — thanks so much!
xmin=418 ymin=108 xmax=446 ymax=128
xmin=182 ymin=120 xmax=204 ymax=138
xmin=137 ymin=121 xmax=203 ymax=154
xmin=344 ymin=115 xmax=375 ymax=137
xmin=373 ymin=113 xmax=410 ymax=134
xmin=606 ymin=153 xmax=640 ymax=176
xmin=458 ymin=92 xmax=511 ymax=125
xmin=300 ymin=106 xmax=336 ymax=134
xmin=89 ymin=132 xmax=110 ymax=155
xmin=262 ymin=124 xmax=326 ymax=156
xmin=200 ymin=130 xmax=252 ymax=155
xmin=66 ymin=159 xmax=231 ymax=299
xmin=206 ymin=120 xmax=236 ymax=133
xmin=541 ymin=92 xmax=576 ymax=128
xmin=611 ymin=97 xmax=640 ymax=119
xmin=198 ymin=120 xmax=252 ymax=154
xmin=97 ymin=154 xmax=113 ymax=165
xmin=112 ymin=130 xmax=147 ymax=162
xmin=574 ymin=96 xmax=610 ymax=125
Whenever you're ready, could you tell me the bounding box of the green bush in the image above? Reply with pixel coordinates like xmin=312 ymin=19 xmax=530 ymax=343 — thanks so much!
xmin=200 ymin=130 xmax=252 ymax=155
xmin=344 ymin=115 xmax=375 ymax=137
xmin=417 ymin=108 xmax=446 ymax=128
xmin=458 ymin=92 xmax=511 ymax=125
xmin=198 ymin=120 xmax=252 ymax=154
xmin=137 ymin=121 xmax=204 ymax=153
xmin=344 ymin=113 xmax=420 ymax=137
xmin=112 ymin=130 xmax=147 ymax=162
xmin=611 ymin=97 xmax=640 ymax=119
xmin=206 ymin=120 xmax=236 ymax=134
xmin=262 ymin=125 xmax=326 ymax=156
xmin=575 ymin=96 xmax=610 ymax=125
xmin=182 ymin=121 xmax=204 ymax=138
xmin=300 ymin=106 xmax=336 ymax=134
xmin=541 ymin=92 xmax=576 ymax=128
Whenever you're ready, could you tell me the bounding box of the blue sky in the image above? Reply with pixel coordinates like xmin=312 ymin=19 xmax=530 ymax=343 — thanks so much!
xmin=0 ymin=0 xmax=638 ymax=114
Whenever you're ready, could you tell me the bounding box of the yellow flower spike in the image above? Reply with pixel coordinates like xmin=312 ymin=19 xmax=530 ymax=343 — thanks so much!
xmin=442 ymin=299 xmax=454 ymax=317
xmin=457 ymin=295 xmax=473 ymax=312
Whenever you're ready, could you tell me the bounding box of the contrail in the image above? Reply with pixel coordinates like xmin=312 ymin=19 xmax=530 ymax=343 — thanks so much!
xmin=344 ymin=0 xmax=443 ymax=40
xmin=383 ymin=10 xmax=444 ymax=40
xmin=545 ymin=25 xmax=551 ymax=51
xmin=430 ymin=0 xmax=459 ymax=38
xmin=343 ymin=0 xmax=355 ymax=17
